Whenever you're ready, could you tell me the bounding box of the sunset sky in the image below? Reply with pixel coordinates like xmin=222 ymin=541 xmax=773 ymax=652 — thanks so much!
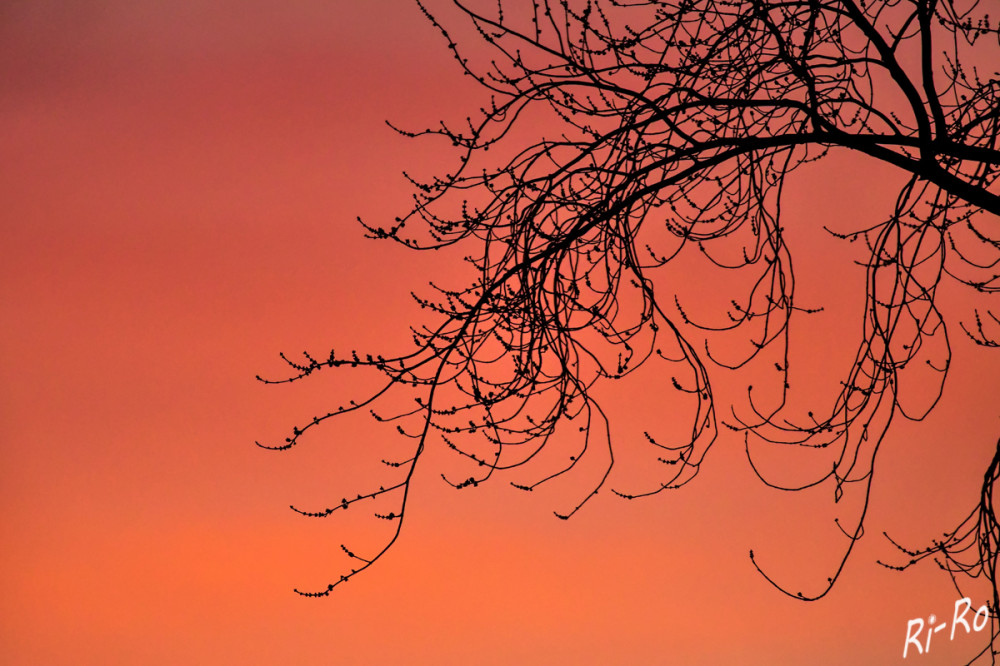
xmin=2 ymin=2 xmax=998 ymax=664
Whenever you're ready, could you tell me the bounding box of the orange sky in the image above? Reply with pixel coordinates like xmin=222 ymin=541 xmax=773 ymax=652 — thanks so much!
xmin=2 ymin=2 xmax=998 ymax=664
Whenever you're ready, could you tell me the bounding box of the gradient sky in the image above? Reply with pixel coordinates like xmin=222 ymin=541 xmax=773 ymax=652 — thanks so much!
xmin=2 ymin=2 xmax=998 ymax=664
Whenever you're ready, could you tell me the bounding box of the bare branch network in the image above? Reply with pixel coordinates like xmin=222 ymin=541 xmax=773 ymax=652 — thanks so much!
xmin=258 ymin=0 xmax=998 ymax=659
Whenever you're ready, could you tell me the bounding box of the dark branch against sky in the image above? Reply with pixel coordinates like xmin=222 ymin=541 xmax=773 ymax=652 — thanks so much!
xmin=260 ymin=0 xmax=999 ymax=659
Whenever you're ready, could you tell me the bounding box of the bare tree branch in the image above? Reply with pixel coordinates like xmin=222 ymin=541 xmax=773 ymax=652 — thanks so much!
xmin=259 ymin=0 xmax=999 ymax=658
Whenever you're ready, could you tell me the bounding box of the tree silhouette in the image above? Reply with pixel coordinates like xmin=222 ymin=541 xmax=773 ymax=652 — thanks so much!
xmin=258 ymin=0 xmax=999 ymax=659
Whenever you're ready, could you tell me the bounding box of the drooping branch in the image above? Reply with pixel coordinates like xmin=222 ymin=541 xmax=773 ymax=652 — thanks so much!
xmin=258 ymin=5 xmax=1000 ymax=659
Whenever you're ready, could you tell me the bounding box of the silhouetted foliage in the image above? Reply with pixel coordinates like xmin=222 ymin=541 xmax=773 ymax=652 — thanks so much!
xmin=258 ymin=0 xmax=999 ymax=659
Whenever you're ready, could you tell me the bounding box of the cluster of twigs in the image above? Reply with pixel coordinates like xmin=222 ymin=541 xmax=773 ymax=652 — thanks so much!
xmin=259 ymin=0 xmax=998 ymax=659
xmin=880 ymin=440 xmax=999 ymax=663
